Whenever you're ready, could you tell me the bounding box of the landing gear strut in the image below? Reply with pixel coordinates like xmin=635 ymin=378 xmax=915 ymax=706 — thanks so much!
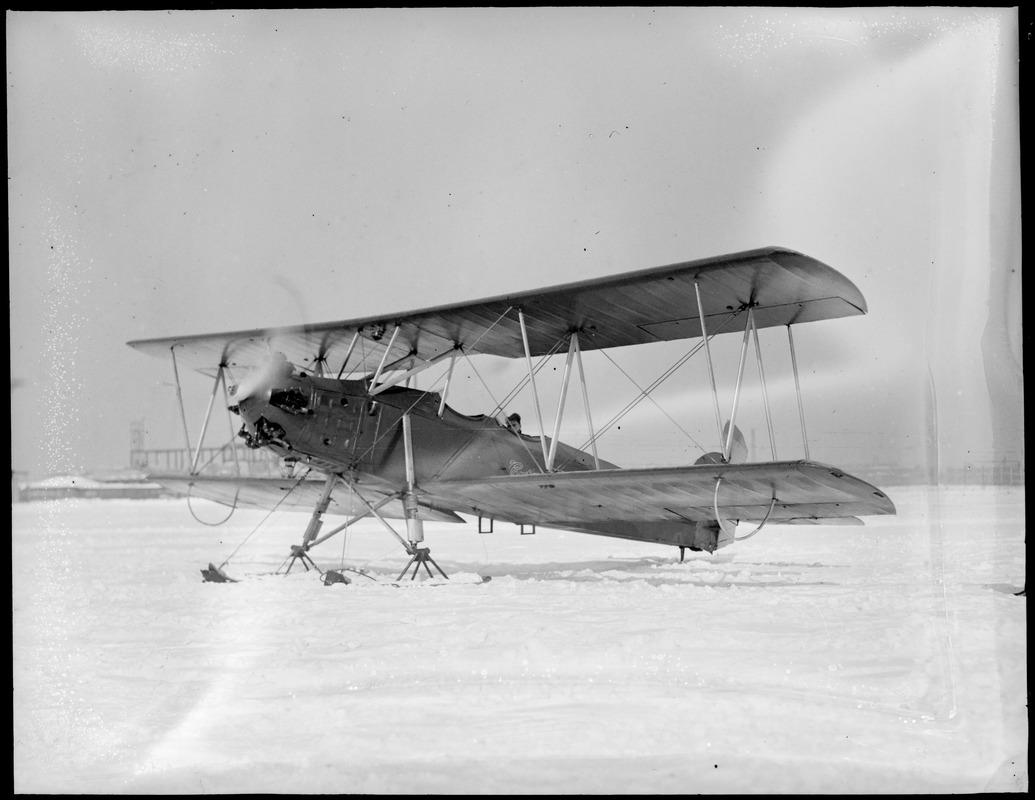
xmin=286 ymin=544 xmax=320 ymax=573
xmin=283 ymin=474 xmax=337 ymax=575
xmin=281 ymin=414 xmax=451 ymax=582
xmin=398 ymin=546 xmax=448 ymax=581
xmin=397 ymin=414 xmax=449 ymax=581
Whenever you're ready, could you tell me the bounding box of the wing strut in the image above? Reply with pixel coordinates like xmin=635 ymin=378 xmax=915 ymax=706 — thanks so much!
xmin=572 ymin=333 xmax=600 ymax=470
xmin=192 ymin=365 xmax=228 ymax=474
xmin=369 ymin=325 xmax=401 ymax=385
xmin=546 ymin=334 xmax=578 ymax=471
xmin=437 ymin=353 xmax=457 ymax=417
xmin=170 ymin=346 xmax=195 ymax=462
xmin=170 ymin=347 xmax=241 ymax=479
xmin=787 ymin=325 xmax=810 ymax=459
xmin=370 ymin=347 xmax=459 ymax=396
xmin=558 ymin=310 xmax=741 ymax=471
xmin=694 ymin=279 xmax=726 ymax=458
xmin=518 ymin=309 xmax=550 ymax=467
xmin=219 ymin=371 xmax=243 ymax=478
xmin=335 ymin=331 xmax=361 ymax=379
xmin=725 ymin=307 xmax=754 ymax=460
xmin=750 ymin=310 xmax=778 ymax=460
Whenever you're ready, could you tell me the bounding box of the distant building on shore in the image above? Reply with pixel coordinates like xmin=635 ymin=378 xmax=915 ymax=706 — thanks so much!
xmin=16 ymin=474 xmax=173 ymax=502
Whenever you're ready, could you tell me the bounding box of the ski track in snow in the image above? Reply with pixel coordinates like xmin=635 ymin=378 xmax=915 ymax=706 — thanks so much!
xmin=12 ymin=485 xmax=1027 ymax=793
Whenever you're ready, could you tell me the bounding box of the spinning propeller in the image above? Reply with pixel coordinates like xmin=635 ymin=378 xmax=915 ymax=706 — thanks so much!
xmin=229 ymin=352 xmax=295 ymax=405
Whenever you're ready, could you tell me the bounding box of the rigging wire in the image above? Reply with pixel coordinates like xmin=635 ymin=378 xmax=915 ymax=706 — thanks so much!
xmin=348 ymin=358 xmax=457 ymax=466
xmin=596 ymin=347 xmax=706 ymax=452
xmin=462 ymin=306 xmax=514 ymax=357
xmin=345 ymin=306 xmax=518 ymax=468
xmin=458 ymin=350 xmax=550 ymax=473
xmin=217 ymin=467 xmax=313 ymax=569
xmin=488 ymin=334 xmax=569 ymax=418
xmin=555 ymin=309 xmax=743 ymax=471
xmin=349 ymin=308 xmax=565 ymax=469
xmin=190 ymin=436 xmax=238 ymax=475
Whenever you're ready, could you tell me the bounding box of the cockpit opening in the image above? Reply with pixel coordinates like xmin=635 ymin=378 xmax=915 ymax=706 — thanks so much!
xmin=269 ymin=387 xmax=311 ymax=414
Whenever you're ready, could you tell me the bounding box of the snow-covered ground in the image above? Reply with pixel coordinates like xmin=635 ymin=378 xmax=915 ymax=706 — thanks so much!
xmin=13 ymin=485 xmax=1026 ymax=793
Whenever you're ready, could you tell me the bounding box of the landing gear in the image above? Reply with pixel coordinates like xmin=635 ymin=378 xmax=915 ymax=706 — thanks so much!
xmin=286 ymin=544 xmax=320 ymax=573
xmin=679 ymin=546 xmax=686 ymax=563
xmin=397 ymin=414 xmax=449 ymax=581
xmin=281 ymin=414 xmax=450 ymax=582
xmin=283 ymin=475 xmax=337 ymax=575
xmin=398 ymin=546 xmax=449 ymax=581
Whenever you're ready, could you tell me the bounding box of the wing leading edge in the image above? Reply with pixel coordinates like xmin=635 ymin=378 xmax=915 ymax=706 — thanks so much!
xmin=127 ymin=247 xmax=866 ymax=376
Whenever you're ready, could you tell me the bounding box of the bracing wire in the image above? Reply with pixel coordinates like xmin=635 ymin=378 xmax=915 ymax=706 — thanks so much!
xmin=191 ymin=437 xmax=238 ymax=475
xmin=347 ymin=306 xmax=520 ymax=467
xmin=349 ymin=307 xmax=573 ymax=469
xmin=463 ymin=306 xmax=514 ymax=357
xmin=554 ymin=310 xmax=743 ymax=471
xmin=596 ymin=347 xmax=706 ymax=452
xmin=458 ymin=349 xmax=549 ymax=473
xmin=488 ymin=334 xmax=569 ymax=418
xmin=349 ymin=358 xmax=459 ymax=466
xmin=217 ymin=467 xmax=313 ymax=569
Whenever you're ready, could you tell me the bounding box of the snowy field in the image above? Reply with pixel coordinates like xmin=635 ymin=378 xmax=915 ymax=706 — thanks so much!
xmin=13 ymin=485 xmax=1026 ymax=794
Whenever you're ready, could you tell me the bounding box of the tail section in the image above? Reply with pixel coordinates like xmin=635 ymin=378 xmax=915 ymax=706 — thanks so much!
xmin=693 ymin=421 xmax=747 ymax=466
xmin=690 ymin=422 xmax=746 ymax=552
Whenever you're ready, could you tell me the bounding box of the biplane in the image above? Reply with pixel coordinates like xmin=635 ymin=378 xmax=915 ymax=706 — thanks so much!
xmin=128 ymin=246 xmax=895 ymax=580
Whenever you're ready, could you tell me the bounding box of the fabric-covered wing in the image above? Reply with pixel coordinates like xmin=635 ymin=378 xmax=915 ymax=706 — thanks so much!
xmin=418 ymin=461 xmax=894 ymax=530
xmin=127 ymin=246 xmax=866 ymax=376
xmin=149 ymin=474 xmax=464 ymax=523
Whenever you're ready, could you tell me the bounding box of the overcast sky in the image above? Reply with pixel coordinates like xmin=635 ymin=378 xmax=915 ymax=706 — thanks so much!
xmin=9 ymin=8 xmax=1021 ymax=481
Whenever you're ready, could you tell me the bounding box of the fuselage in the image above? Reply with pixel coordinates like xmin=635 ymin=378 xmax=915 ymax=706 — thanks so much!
xmin=233 ymin=372 xmax=613 ymax=485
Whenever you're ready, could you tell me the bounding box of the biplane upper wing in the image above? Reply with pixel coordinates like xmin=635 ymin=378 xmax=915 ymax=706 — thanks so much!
xmin=127 ymin=247 xmax=866 ymax=376
xmin=419 ymin=461 xmax=894 ymax=533
xmin=150 ymin=474 xmax=464 ymax=523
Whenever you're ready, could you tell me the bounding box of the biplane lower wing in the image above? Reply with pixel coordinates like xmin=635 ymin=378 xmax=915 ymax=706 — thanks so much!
xmin=148 ymin=474 xmax=464 ymax=523
xmin=152 ymin=461 xmax=886 ymax=546
xmin=419 ymin=461 xmax=893 ymax=543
